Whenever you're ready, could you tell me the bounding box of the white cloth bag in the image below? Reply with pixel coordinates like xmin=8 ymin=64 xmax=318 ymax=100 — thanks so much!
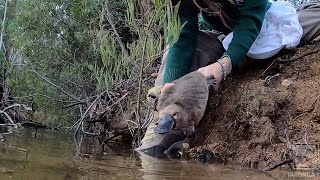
xmin=222 ymin=1 xmax=303 ymax=59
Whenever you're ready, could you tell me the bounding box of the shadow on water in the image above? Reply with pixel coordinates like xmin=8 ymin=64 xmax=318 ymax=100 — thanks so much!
xmin=0 ymin=128 xmax=314 ymax=180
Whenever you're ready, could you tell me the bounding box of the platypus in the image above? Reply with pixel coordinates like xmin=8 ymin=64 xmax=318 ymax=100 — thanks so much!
xmin=154 ymin=71 xmax=215 ymax=136
xmin=136 ymin=71 xmax=215 ymax=157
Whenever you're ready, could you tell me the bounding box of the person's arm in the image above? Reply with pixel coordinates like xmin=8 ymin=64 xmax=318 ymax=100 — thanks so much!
xmin=226 ymin=0 xmax=269 ymax=69
xmin=163 ymin=0 xmax=199 ymax=84
xmin=198 ymin=0 xmax=269 ymax=89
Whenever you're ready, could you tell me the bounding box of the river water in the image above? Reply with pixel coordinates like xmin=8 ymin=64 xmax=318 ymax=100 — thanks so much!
xmin=0 ymin=129 xmax=315 ymax=180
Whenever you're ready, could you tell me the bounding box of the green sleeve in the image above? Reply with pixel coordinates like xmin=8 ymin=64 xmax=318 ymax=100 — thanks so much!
xmin=163 ymin=1 xmax=199 ymax=84
xmin=226 ymin=0 xmax=269 ymax=69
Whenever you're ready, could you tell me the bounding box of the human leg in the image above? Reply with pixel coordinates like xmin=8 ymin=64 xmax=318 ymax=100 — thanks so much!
xmin=297 ymin=1 xmax=320 ymax=43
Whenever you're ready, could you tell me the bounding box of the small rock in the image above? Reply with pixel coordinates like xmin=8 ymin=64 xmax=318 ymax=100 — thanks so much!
xmin=281 ymin=79 xmax=293 ymax=87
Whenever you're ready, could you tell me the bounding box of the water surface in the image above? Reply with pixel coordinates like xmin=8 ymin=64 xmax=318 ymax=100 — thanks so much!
xmin=0 ymin=129 xmax=312 ymax=179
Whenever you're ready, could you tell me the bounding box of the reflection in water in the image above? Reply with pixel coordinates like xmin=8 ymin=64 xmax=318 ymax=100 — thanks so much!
xmin=0 ymin=129 xmax=315 ymax=180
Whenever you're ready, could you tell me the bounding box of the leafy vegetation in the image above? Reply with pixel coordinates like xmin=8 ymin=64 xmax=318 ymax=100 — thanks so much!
xmin=0 ymin=0 xmax=182 ymax=127
xmin=1 ymin=0 xmax=307 ymax=127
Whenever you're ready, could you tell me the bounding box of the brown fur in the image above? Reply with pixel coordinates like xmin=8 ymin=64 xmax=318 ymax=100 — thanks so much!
xmin=157 ymin=71 xmax=210 ymax=131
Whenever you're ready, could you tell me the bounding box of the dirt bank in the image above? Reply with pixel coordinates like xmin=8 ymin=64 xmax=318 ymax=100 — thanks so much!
xmin=188 ymin=40 xmax=320 ymax=170
xmin=109 ymin=40 xmax=320 ymax=170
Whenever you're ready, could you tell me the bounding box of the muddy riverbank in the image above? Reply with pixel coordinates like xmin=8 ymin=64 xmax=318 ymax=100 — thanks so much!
xmin=188 ymin=40 xmax=320 ymax=170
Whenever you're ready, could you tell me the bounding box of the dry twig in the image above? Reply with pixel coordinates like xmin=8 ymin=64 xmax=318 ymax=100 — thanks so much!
xmin=263 ymin=158 xmax=294 ymax=171
xmin=0 ymin=110 xmax=16 ymax=125
xmin=278 ymin=49 xmax=320 ymax=63
xmin=69 ymin=93 xmax=102 ymax=133
xmin=136 ymin=37 xmax=147 ymax=127
xmin=0 ymin=141 xmax=28 ymax=154
xmin=2 ymin=104 xmax=32 ymax=112
xmin=261 ymin=48 xmax=320 ymax=77
xmin=261 ymin=58 xmax=278 ymax=77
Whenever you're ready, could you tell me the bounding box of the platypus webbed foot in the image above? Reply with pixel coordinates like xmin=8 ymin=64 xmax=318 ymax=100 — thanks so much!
xmin=164 ymin=137 xmax=190 ymax=158
xmin=154 ymin=114 xmax=176 ymax=134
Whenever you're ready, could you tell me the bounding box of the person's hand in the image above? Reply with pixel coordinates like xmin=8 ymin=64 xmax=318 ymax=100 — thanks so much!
xmin=197 ymin=56 xmax=232 ymax=90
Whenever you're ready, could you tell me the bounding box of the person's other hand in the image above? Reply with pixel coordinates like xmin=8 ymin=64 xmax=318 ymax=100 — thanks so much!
xmin=197 ymin=56 xmax=232 ymax=90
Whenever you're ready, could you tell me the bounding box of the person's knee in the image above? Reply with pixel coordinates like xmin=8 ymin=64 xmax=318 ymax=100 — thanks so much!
xmin=194 ymin=31 xmax=225 ymax=68
xmin=297 ymin=2 xmax=320 ymax=42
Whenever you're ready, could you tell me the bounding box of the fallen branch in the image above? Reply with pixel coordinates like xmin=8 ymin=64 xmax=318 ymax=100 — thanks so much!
xmin=3 ymin=103 xmax=32 ymax=112
xmin=106 ymin=90 xmax=136 ymax=140
xmin=96 ymin=91 xmax=130 ymax=117
xmin=0 ymin=141 xmax=28 ymax=154
xmin=70 ymin=90 xmax=129 ymax=134
xmin=260 ymin=58 xmax=278 ymax=77
xmin=278 ymin=49 xmax=320 ymax=63
xmin=0 ymin=103 xmax=33 ymax=126
xmin=0 ymin=124 xmax=17 ymax=134
xmin=103 ymin=128 xmax=138 ymax=143
xmin=0 ymin=110 xmax=16 ymax=126
xmin=81 ymin=120 xmax=100 ymax=136
xmin=68 ymin=93 xmax=102 ymax=133
xmin=263 ymin=158 xmax=294 ymax=171
xmin=261 ymin=48 xmax=320 ymax=77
